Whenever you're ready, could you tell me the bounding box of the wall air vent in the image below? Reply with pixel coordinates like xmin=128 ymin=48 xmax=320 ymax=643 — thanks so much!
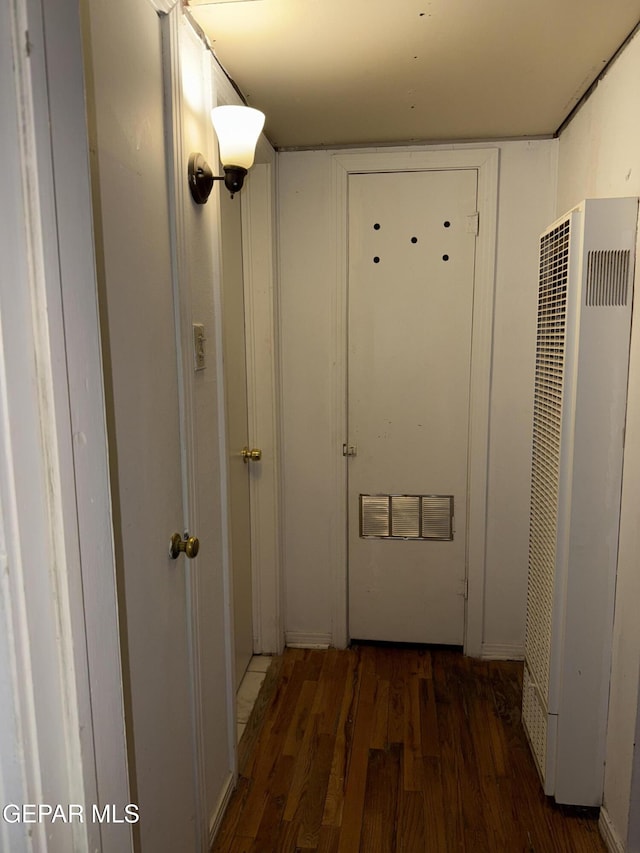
xmin=527 ymin=217 xmax=570 ymax=715
xmin=586 ymin=249 xmax=631 ymax=306
xmin=360 ymin=494 xmax=453 ymax=540
xmin=523 ymin=196 xmax=638 ymax=808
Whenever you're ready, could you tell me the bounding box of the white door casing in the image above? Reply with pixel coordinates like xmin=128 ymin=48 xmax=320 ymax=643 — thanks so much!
xmin=331 ymin=148 xmax=499 ymax=654
xmin=85 ymin=1 xmax=208 ymax=849
xmin=213 ymin=59 xmax=284 ymax=658
xmin=240 ymin=162 xmax=283 ymax=656
xmin=0 ymin=0 xmax=131 ymax=850
xmin=347 ymin=169 xmax=478 ymax=645
xmin=164 ymin=9 xmax=237 ymax=845
xmin=219 ymin=188 xmax=255 ymax=689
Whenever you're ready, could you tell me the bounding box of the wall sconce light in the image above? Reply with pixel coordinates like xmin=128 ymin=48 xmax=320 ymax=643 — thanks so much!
xmin=188 ymin=105 xmax=265 ymax=204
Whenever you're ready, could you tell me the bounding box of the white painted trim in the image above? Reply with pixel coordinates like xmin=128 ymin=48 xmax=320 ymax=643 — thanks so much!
xmin=0 ymin=0 xmax=131 ymax=850
xmin=210 ymin=48 xmax=284 ymax=655
xmin=209 ymin=51 xmax=243 ymax=781
xmin=285 ymin=632 xmax=333 ymax=649
xmin=330 ymin=157 xmax=350 ymax=651
xmin=163 ymin=9 xmax=211 ymax=848
xmin=464 ymin=149 xmax=499 ymax=658
xmin=628 ymin=661 xmax=640 ymax=853
xmin=38 ymin=1 xmax=133 ymax=847
xmin=600 ymin=807 xmax=625 ymax=853
xmin=242 ymin=163 xmax=285 ymax=655
xmin=147 ymin=0 xmax=179 ymax=14
xmin=208 ymin=771 xmax=235 ymax=848
xmin=481 ymin=644 xmax=525 ymax=661
xmin=331 ymin=148 xmax=499 ymax=655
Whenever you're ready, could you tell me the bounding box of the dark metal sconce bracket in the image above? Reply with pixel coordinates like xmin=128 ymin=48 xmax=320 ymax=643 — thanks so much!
xmin=188 ymin=152 xmax=248 ymax=203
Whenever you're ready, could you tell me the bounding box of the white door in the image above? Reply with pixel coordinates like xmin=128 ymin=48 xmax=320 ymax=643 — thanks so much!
xmin=347 ymin=169 xmax=478 ymax=645
xmin=220 ymin=190 xmax=254 ymax=688
xmin=85 ymin=1 xmax=199 ymax=848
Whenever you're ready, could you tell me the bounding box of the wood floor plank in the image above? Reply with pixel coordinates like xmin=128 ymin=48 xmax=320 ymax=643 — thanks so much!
xmin=249 ymin=752 xmax=295 ymax=852
xmin=336 ymin=647 xmax=377 ymax=853
xmin=313 ymin=649 xmax=344 ymax=736
xmin=431 ymin=653 xmax=466 ymax=851
xmin=322 ymin=650 xmax=361 ymax=828
xmin=238 ymin=655 xmax=283 ymax=773
xmin=240 ymin=652 xmax=295 ymax=779
xmin=317 ymin=825 xmax=340 ymax=853
xmin=237 ymin=657 xmax=308 ymax=838
xmin=359 ymin=744 xmax=401 ymax=852
xmin=283 ymin=680 xmax=318 ymax=757
xmin=421 ymin=756 xmax=448 ymax=852
xmin=448 ymin=655 xmax=492 ymax=852
xmin=402 ymin=667 xmax=423 ymax=791
xmin=397 ymin=782 xmax=425 ymax=852
xmin=387 ymin=649 xmax=406 ymax=745
xmin=212 ymin=646 xmax=607 ymax=853
xmin=270 ymin=656 xmax=311 ymax=739
xmin=228 ymin=836 xmax=253 ymax=853
xmin=419 ymin=677 xmax=439 ymax=759
xmin=370 ymin=678 xmax=389 ymax=750
xmin=294 ymin=731 xmax=335 ymax=848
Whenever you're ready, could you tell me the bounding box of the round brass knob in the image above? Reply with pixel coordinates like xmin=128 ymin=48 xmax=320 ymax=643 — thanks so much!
xmin=184 ymin=536 xmax=199 ymax=559
xmin=169 ymin=532 xmax=200 ymax=560
xmin=241 ymin=447 xmax=262 ymax=463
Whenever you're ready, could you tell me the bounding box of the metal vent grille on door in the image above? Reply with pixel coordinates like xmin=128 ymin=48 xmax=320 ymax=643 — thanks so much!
xmin=360 ymin=494 xmax=454 ymax=540
xmin=526 ymin=219 xmax=570 ymax=711
xmin=586 ymin=249 xmax=631 ymax=306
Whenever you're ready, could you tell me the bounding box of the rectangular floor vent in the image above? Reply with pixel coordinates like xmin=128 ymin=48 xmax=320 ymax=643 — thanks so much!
xmin=360 ymin=494 xmax=454 ymax=540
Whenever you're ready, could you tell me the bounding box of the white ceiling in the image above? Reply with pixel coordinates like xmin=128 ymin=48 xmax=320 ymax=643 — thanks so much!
xmin=187 ymin=0 xmax=640 ymax=149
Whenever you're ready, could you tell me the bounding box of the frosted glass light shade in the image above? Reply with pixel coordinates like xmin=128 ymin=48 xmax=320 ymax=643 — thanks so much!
xmin=211 ymin=105 xmax=265 ymax=170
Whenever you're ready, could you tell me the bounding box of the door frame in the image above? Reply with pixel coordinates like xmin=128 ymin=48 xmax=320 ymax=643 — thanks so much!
xmin=212 ymin=60 xmax=284 ymax=658
xmin=240 ymin=162 xmax=283 ymax=656
xmin=0 ymin=0 xmax=132 ymax=850
xmin=164 ymin=9 xmax=232 ymax=848
xmin=331 ymin=148 xmax=499 ymax=656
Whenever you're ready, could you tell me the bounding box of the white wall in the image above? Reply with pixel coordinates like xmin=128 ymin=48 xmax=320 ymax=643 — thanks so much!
xmin=556 ymin=28 xmax=640 ymax=850
xmin=278 ymin=139 xmax=557 ymax=653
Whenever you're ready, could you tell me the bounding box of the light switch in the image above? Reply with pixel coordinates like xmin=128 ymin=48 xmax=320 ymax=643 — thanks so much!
xmin=193 ymin=323 xmax=206 ymax=371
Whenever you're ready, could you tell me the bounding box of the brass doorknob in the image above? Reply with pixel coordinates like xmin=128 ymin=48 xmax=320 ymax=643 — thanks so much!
xmin=169 ymin=532 xmax=200 ymax=560
xmin=241 ymin=447 xmax=262 ymax=463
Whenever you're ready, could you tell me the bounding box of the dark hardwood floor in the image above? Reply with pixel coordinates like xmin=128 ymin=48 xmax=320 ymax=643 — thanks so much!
xmin=212 ymin=645 xmax=606 ymax=852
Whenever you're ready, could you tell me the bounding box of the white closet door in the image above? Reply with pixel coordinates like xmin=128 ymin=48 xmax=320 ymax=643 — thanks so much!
xmin=347 ymin=169 xmax=478 ymax=645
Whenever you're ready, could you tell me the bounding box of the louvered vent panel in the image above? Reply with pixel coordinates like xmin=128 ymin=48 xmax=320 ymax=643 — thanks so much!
xmin=586 ymin=250 xmax=631 ymax=306
xmin=525 ymin=219 xmax=570 ymax=711
xmin=391 ymin=495 xmax=420 ymax=537
xmin=360 ymin=494 xmax=453 ymax=540
xmin=422 ymin=496 xmax=454 ymax=540
xmin=360 ymin=496 xmax=389 ymax=537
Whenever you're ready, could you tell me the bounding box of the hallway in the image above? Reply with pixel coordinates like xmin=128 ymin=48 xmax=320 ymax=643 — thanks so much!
xmin=214 ymin=646 xmax=605 ymax=852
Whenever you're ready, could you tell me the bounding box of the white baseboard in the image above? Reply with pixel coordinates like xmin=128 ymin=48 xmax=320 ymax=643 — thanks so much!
xmin=285 ymin=631 xmax=332 ymax=649
xmin=600 ymin=807 xmax=625 ymax=853
xmin=208 ymin=770 xmax=235 ymax=848
xmin=480 ymin=643 xmax=525 ymax=661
